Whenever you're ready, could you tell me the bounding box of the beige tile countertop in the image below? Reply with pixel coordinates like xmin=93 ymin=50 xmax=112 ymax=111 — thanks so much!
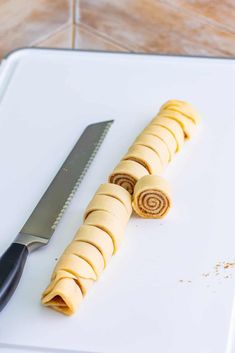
xmin=0 ymin=0 xmax=235 ymax=58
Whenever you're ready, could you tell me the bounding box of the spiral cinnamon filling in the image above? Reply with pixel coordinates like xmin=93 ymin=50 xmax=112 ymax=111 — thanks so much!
xmin=109 ymin=173 xmax=136 ymax=194
xmin=132 ymin=175 xmax=172 ymax=219
xmin=135 ymin=189 xmax=170 ymax=218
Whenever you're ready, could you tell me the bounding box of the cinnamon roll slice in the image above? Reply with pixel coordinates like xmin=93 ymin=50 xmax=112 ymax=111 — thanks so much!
xmin=132 ymin=175 xmax=172 ymax=219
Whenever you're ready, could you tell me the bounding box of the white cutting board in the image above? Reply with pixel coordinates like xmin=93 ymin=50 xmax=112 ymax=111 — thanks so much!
xmin=0 ymin=48 xmax=235 ymax=353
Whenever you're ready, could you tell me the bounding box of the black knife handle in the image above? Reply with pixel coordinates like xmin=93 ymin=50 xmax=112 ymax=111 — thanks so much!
xmin=0 ymin=243 xmax=28 ymax=311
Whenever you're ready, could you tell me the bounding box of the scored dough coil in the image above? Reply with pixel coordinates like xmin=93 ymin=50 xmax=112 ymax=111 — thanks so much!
xmin=151 ymin=116 xmax=184 ymax=152
xmin=123 ymin=145 xmax=163 ymax=174
xmin=156 ymin=110 xmax=196 ymax=140
xmin=84 ymin=194 xmax=130 ymax=223
xmin=42 ymin=183 xmax=132 ymax=315
xmin=74 ymin=224 xmax=114 ymax=267
xmin=160 ymin=99 xmax=200 ymax=125
xmin=132 ymin=175 xmax=172 ymax=219
xmin=135 ymin=133 xmax=170 ymax=166
xmin=109 ymin=99 xmax=200 ymax=194
xmin=95 ymin=183 xmax=132 ymax=214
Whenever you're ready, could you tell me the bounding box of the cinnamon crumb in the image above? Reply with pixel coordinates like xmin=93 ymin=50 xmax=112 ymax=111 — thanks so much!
xmin=202 ymin=272 xmax=210 ymax=277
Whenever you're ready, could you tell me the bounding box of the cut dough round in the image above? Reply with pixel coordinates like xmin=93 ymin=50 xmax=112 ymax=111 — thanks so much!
xmin=143 ymin=125 xmax=176 ymax=160
xmin=109 ymin=160 xmax=149 ymax=195
xmin=84 ymin=194 xmax=129 ymax=223
xmin=84 ymin=210 xmax=126 ymax=252
xmin=123 ymin=144 xmax=163 ymax=174
xmin=64 ymin=241 xmax=105 ymax=277
xmin=132 ymin=175 xmax=172 ymax=219
xmin=135 ymin=133 xmax=170 ymax=166
xmin=74 ymin=224 xmax=114 ymax=266
xmin=41 ymin=277 xmax=83 ymax=316
xmin=52 ymin=254 xmax=97 ymax=281
xmin=156 ymin=109 xmax=196 ymax=140
xmin=160 ymin=99 xmax=200 ymax=125
xmin=151 ymin=116 xmax=184 ymax=152
xmin=96 ymin=183 xmax=132 ymax=215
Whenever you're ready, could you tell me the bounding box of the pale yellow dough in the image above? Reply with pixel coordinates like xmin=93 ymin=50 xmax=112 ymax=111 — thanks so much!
xmin=63 ymin=241 xmax=105 ymax=277
xmin=109 ymin=160 xmax=149 ymax=194
xmin=151 ymin=116 xmax=184 ymax=152
xmin=42 ymin=182 xmax=132 ymax=315
xmin=74 ymin=224 xmax=114 ymax=266
xmin=52 ymin=254 xmax=97 ymax=281
xmin=132 ymin=175 xmax=172 ymax=219
xmin=157 ymin=109 xmax=196 ymax=140
xmin=135 ymin=133 xmax=170 ymax=166
xmin=160 ymin=99 xmax=200 ymax=125
xmin=42 ymin=100 xmax=200 ymax=316
xmin=43 ymin=270 xmax=94 ymax=297
xmin=95 ymin=183 xmax=132 ymax=215
xmin=42 ymin=276 xmax=83 ymax=316
xmin=84 ymin=210 xmax=126 ymax=252
xmin=143 ymin=125 xmax=177 ymax=159
xmin=84 ymin=194 xmax=129 ymax=223
xmin=123 ymin=144 xmax=163 ymax=175
xmin=42 ymin=271 xmax=83 ymax=315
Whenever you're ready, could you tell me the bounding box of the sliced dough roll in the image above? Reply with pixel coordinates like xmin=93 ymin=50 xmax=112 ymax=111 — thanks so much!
xmin=74 ymin=224 xmax=114 ymax=267
xmin=52 ymin=254 xmax=97 ymax=281
xmin=123 ymin=145 xmax=163 ymax=174
xmin=95 ymin=183 xmax=132 ymax=215
xmin=84 ymin=210 xmax=126 ymax=252
xmin=109 ymin=160 xmax=149 ymax=195
xmin=132 ymin=175 xmax=172 ymax=219
xmin=151 ymin=116 xmax=184 ymax=151
xmin=135 ymin=133 xmax=170 ymax=166
xmin=160 ymin=99 xmax=200 ymax=125
xmin=157 ymin=109 xmax=196 ymax=140
xmin=63 ymin=241 xmax=105 ymax=277
xmin=84 ymin=194 xmax=129 ymax=223
xmin=143 ymin=125 xmax=177 ymax=160
xmin=42 ymin=277 xmax=83 ymax=316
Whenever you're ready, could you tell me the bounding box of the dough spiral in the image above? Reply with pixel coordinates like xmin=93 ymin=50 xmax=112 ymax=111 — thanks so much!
xmin=109 ymin=99 xmax=200 ymax=193
xmin=132 ymin=175 xmax=171 ymax=219
xmin=41 ymin=183 xmax=132 ymax=315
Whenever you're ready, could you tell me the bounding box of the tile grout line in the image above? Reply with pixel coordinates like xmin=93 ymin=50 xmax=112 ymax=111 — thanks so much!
xmin=161 ymin=0 xmax=235 ymax=37
xmin=76 ymin=21 xmax=132 ymax=51
xmin=77 ymin=19 xmax=226 ymax=57
xmin=33 ymin=23 xmax=72 ymax=47
xmin=71 ymin=0 xmax=76 ymax=49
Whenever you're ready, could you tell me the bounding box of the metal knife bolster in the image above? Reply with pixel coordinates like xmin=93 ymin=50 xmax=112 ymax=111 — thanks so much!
xmin=14 ymin=233 xmax=48 ymax=252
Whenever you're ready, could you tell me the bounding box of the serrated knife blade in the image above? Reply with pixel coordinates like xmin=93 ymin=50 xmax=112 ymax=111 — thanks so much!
xmin=0 ymin=120 xmax=113 ymax=311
